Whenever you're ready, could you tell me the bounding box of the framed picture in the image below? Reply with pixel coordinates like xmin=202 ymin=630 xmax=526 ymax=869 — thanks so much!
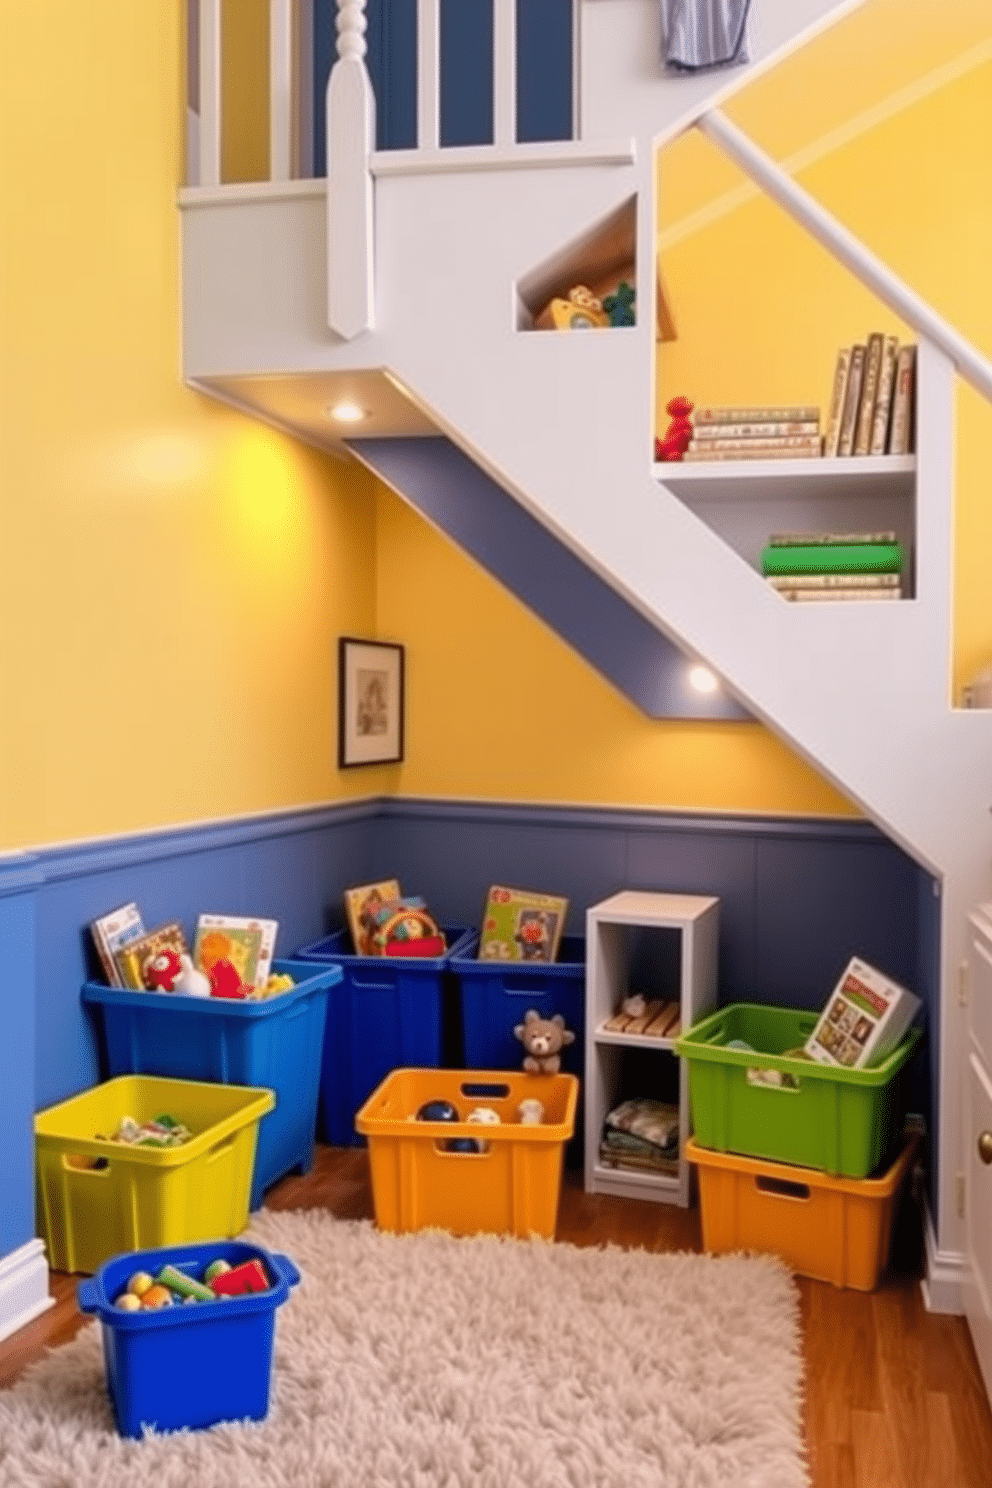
xmin=338 ymin=637 xmax=405 ymax=768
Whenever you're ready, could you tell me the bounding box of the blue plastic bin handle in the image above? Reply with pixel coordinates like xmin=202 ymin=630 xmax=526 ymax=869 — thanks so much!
xmin=272 ymin=1253 xmax=301 ymax=1289
xmin=77 ymin=1278 xmax=99 ymax=1314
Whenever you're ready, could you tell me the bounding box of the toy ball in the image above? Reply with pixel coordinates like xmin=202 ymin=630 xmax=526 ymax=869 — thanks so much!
xmin=141 ymin=1284 xmax=173 ymax=1309
xmin=446 ymin=1136 xmax=482 ymax=1153
xmin=204 ymin=1258 xmax=232 ymax=1283
xmin=126 ymin=1270 xmax=155 ymax=1298
xmin=416 ymin=1099 xmax=459 ymax=1123
xmin=466 ymin=1106 xmax=501 ymax=1126
xmin=115 ymin=1292 xmax=142 ymax=1312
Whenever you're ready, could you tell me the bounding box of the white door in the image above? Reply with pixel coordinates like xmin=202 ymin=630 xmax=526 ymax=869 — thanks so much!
xmin=964 ymin=909 xmax=992 ymax=1397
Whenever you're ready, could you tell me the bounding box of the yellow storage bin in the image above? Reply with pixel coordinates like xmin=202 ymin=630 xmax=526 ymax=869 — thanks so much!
xmin=35 ymin=1075 xmax=275 ymax=1274
xmin=685 ymin=1130 xmax=920 ymax=1291
xmin=355 ymin=1068 xmax=578 ymax=1240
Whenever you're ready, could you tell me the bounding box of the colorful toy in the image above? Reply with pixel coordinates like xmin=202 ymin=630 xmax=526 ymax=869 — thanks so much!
xmin=603 ymin=280 xmax=636 ymax=327
xmin=514 ymin=1009 xmax=575 ymax=1075
xmin=115 ymin=1292 xmax=142 ymax=1311
xmin=144 ymin=947 xmax=182 ymax=992
xmin=654 ymin=395 xmax=695 ymax=462
xmin=126 ymin=1270 xmax=155 ymax=1298
xmin=140 ymin=1284 xmax=173 ymax=1309
xmin=534 ymin=284 xmax=609 ymax=331
xmin=208 ymin=957 xmax=252 ymax=999
xmin=209 ymin=1258 xmax=270 ymax=1297
xmin=172 ymin=952 xmax=211 ymax=998
xmin=156 ymin=1264 xmax=216 ymax=1302
xmin=416 ymin=1099 xmax=459 ymax=1123
xmin=373 ymin=907 xmax=446 ymax=959
xmin=465 ymin=1105 xmax=501 ymax=1153
xmin=204 ymin=1258 xmax=231 ymax=1283
xmin=517 ymin=1098 xmax=545 ymax=1125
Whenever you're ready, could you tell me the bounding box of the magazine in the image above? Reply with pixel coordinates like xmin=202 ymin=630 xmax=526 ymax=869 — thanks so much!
xmin=804 ymin=956 xmax=920 ymax=1069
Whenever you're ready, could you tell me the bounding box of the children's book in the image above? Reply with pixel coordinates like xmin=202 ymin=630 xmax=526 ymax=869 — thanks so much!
xmin=115 ymin=921 xmax=190 ymax=991
xmin=344 ymin=879 xmax=402 ymax=956
xmin=804 ymin=955 xmax=921 ymax=1069
xmin=193 ymin=914 xmax=278 ymax=988
xmin=89 ymin=902 xmax=146 ymax=987
xmin=477 ymin=886 xmax=568 ymax=964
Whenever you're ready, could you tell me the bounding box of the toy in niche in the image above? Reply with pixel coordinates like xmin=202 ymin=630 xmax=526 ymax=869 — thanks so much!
xmin=603 ymin=281 xmax=636 ymax=328
xmin=514 ymin=1009 xmax=575 ymax=1075
xmin=654 ymin=395 xmax=694 ymax=462
xmin=534 ymin=284 xmax=609 ymax=331
xmin=478 ymin=886 xmax=568 ymax=964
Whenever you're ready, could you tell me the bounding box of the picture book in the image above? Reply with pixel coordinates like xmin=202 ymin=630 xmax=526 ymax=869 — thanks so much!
xmin=804 ymin=956 xmax=921 ymax=1069
xmin=344 ymin=879 xmax=402 ymax=956
xmin=194 ymin=914 xmax=279 ymax=988
xmin=89 ymin=901 xmax=146 ymax=987
xmin=477 ymin=886 xmax=568 ymax=964
xmin=114 ymin=921 xmax=190 ymax=991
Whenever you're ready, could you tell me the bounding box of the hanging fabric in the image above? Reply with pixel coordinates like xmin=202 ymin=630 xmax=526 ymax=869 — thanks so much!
xmin=661 ymin=0 xmax=752 ymax=71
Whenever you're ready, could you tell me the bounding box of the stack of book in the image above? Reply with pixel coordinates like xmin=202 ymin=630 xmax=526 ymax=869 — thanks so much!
xmin=682 ymin=405 xmax=822 ymax=462
xmin=760 ymin=530 xmax=905 ymax=602
xmin=823 ymin=333 xmax=916 ymax=458
xmin=598 ymin=1098 xmax=680 ymax=1177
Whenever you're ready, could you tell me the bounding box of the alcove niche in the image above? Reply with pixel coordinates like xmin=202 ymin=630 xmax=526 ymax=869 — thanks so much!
xmin=515 ymin=195 xmax=677 ymax=339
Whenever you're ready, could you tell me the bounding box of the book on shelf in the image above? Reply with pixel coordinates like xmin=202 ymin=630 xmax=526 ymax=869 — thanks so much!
xmin=767 ymin=571 xmax=901 ymax=591
xmin=823 ymin=347 xmax=851 ymax=458
xmin=760 ymin=540 xmax=903 ymax=576
xmin=775 ymin=585 xmax=902 ymax=602
xmin=193 ymin=913 xmax=279 ymax=988
xmin=769 ymin=530 xmax=897 ymax=547
xmin=804 ymin=955 xmax=921 ymax=1069
xmin=684 ymin=434 xmax=822 ymax=457
xmin=691 ymin=419 xmax=820 ymax=441
xmin=837 ymin=343 xmax=865 ymax=456
xmin=89 ymin=902 xmax=146 ymax=987
xmin=692 ymin=404 xmax=819 ymax=426
xmin=853 ymin=332 xmax=884 ymax=456
xmin=869 ymin=335 xmax=900 ymax=454
xmin=114 ymin=921 xmax=190 ymax=990
xmin=889 ymin=345 xmax=917 ymax=455
xmin=682 ymin=442 xmax=820 ymax=463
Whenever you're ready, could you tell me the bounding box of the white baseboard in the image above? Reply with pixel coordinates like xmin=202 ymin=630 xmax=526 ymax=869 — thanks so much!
xmin=920 ymin=1198 xmax=966 ymax=1314
xmin=0 ymin=1238 xmax=54 ymax=1345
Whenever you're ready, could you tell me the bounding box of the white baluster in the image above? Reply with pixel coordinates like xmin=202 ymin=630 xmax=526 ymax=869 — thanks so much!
xmin=418 ymin=0 xmax=440 ymax=150
xmin=270 ymin=0 xmax=294 ymax=180
xmin=493 ymin=0 xmax=516 ymax=148
xmin=198 ymin=0 xmax=222 ymax=188
xmin=327 ymin=0 xmax=375 ymax=337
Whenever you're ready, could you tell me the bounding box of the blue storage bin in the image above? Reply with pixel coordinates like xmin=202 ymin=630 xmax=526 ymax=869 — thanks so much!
xmin=293 ymin=925 xmax=474 ymax=1146
xmin=81 ymin=959 xmax=341 ymax=1211
xmin=449 ymin=935 xmax=586 ymax=1163
xmin=77 ymin=1238 xmax=299 ymax=1438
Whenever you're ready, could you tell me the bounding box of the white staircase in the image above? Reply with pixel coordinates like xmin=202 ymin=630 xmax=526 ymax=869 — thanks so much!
xmin=179 ymin=0 xmax=992 ymax=1300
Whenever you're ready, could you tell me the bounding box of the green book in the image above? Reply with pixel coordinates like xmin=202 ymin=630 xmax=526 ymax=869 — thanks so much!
xmin=760 ymin=541 xmax=903 ymax=576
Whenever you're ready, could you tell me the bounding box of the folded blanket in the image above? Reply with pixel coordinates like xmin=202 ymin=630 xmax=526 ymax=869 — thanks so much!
xmin=604 ymin=1098 xmax=680 ymax=1152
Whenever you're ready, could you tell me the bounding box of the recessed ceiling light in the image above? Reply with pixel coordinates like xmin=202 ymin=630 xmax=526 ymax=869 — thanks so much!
xmin=326 ymin=400 xmax=368 ymax=423
xmin=688 ymin=665 xmax=718 ymax=694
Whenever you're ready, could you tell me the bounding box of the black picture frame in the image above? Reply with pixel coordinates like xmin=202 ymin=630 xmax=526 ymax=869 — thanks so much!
xmin=338 ymin=637 xmax=405 ymax=768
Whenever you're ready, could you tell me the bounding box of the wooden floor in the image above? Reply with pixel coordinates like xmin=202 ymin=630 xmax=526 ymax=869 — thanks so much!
xmin=3 ymin=1144 xmax=991 ymax=1486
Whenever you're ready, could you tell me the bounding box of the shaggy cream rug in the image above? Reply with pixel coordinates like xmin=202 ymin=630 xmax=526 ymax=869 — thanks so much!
xmin=0 ymin=1208 xmax=809 ymax=1487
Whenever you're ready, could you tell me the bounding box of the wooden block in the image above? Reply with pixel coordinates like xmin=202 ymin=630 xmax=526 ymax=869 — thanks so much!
xmin=643 ymin=1000 xmax=681 ymax=1037
xmin=602 ymin=1011 xmax=633 ymax=1032
xmin=622 ymin=999 xmax=665 ymax=1034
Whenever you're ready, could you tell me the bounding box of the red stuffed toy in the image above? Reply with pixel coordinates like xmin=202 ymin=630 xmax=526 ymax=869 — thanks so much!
xmin=654 ymin=395 xmax=694 ymax=462
xmin=143 ymin=948 xmax=182 ymax=992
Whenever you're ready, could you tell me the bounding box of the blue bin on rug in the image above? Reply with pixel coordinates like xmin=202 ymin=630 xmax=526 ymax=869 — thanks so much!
xmin=449 ymin=934 xmax=586 ymax=1163
xmin=293 ymin=925 xmax=474 ymax=1146
xmin=77 ymin=1238 xmax=299 ymax=1438
xmin=81 ymin=959 xmax=341 ymax=1210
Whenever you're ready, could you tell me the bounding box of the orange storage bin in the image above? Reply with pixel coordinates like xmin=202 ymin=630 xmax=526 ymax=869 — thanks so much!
xmin=354 ymin=1068 xmax=578 ymax=1239
xmin=685 ymin=1129 xmax=920 ymax=1291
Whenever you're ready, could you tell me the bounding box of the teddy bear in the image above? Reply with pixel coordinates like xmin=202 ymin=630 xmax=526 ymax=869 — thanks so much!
xmin=514 ymin=1009 xmax=575 ymax=1075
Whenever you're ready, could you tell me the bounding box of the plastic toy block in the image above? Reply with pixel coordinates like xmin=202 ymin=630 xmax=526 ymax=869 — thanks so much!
xmin=209 ymin=1258 xmax=270 ymax=1296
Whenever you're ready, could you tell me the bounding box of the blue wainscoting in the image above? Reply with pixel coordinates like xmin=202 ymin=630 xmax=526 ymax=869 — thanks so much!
xmin=1 ymin=794 xmax=937 ymax=1270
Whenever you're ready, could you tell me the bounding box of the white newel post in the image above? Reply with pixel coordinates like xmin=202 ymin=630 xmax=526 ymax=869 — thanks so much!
xmin=327 ymin=0 xmax=375 ymax=339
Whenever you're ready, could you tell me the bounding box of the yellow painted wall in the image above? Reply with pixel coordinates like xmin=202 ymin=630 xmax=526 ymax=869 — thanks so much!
xmin=0 ymin=1 xmax=380 ymax=850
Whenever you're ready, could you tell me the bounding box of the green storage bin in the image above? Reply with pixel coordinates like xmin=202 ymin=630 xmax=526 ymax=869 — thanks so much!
xmin=675 ymin=1004 xmax=922 ymax=1178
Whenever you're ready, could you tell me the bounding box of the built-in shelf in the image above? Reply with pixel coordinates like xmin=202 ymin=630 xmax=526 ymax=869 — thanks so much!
xmin=655 ymin=454 xmax=917 ymax=598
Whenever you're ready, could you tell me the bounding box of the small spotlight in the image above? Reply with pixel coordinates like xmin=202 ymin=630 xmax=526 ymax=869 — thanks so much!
xmin=326 ymin=401 xmax=367 ymax=423
xmin=689 ymin=665 xmax=718 ymax=694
